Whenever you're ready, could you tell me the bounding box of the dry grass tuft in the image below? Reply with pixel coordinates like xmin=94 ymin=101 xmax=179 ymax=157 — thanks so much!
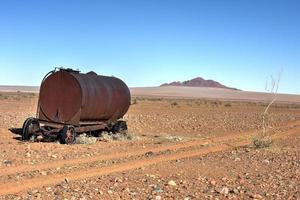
xmin=253 ymin=136 xmax=273 ymax=148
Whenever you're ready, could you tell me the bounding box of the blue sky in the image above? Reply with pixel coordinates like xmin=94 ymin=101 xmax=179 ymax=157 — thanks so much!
xmin=0 ymin=0 xmax=299 ymax=94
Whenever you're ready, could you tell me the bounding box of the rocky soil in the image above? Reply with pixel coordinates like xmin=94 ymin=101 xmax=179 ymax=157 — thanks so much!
xmin=0 ymin=92 xmax=299 ymax=199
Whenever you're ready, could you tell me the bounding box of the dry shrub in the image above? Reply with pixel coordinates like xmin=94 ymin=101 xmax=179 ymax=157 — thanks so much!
xmin=224 ymin=102 xmax=232 ymax=107
xmin=0 ymin=93 xmax=8 ymax=100
xmin=253 ymin=136 xmax=273 ymax=148
xmin=99 ymin=131 xmax=135 ymax=142
xmin=171 ymin=101 xmax=178 ymax=106
xmin=253 ymin=72 xmax=281 ymax=148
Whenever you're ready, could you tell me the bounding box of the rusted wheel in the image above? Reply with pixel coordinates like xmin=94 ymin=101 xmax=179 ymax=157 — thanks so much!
xmin=59 ymin=125 xmax=77 ymax=144
xmin=22 ymin=117 xmax=40 ymax=141
xmin=112 ymin=121 xmax=128 ymax=134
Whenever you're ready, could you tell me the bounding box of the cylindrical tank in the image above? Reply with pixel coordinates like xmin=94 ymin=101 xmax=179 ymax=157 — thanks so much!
xmin=37 ymin=69 xmax=131 ymax=125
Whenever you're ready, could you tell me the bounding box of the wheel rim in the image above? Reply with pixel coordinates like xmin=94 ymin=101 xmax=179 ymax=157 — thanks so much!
xmin=22 ymin=118 xmax=40 ymax=140
xmin=28 ymin=122 xmax=39 ymax=135
xmin=65 ymin=127 xmax=76 ymax=144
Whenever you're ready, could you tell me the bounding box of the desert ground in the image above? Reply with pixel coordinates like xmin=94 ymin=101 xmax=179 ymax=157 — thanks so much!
xmin=0 ymin=90 xmax=299 ymax=199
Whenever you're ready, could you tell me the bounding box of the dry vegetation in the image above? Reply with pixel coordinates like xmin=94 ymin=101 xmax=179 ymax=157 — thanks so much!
xmin=0 ymin=92 xmax=299 ymax=199
xmin=126 ymin=96 xmax=300 ymax=138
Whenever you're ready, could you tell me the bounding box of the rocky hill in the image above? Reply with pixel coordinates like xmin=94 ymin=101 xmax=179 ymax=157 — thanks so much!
xmin=160 ymin=77 xmax=238 ymax=90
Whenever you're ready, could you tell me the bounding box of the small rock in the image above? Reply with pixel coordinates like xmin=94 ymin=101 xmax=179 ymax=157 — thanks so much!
xmin=3 ymin=160 xmax=12 ymax=165
xmin=234 ymin=157 xmax=241 ymax=162
xmin=200 ymin=142 xmax=209 ymax=147
xmin=31 ymin=190 xmax=39 ymax=194
xmin=149 ymin=174 xmax=156 ymax=179
xmin=250 ymin=194 xmax=263 ymax=199
xmin=51 ymin=155 xmax=57 ymax=159
xmin=108 ymin=190 xmax=113 ymax=194
xmin=219 ymin=187 xmax=229 ymax=195
xmin=155 ymin=195 xmax=162 ymax=200
xmin=153 ymin=186 xmax=163 ymax=193
xmin=36 ymin=135 xmax=43 ymax=141
xmin=239 ymin=178 xmax=246 ymax=184
xmin=40 ymin=171 xmax=47 ymax=176
xmin=263 ymin=159 xmax=270 ymax=164
xmin=233 ymin=188 xmax=239 ymax=194
xmin=168 ymin=180 xmax=177 ymax=186
xmin=145 ymin=151 xmax=154 ymax=157
xmin=210 ymin=180 xmax=216 ymax=186
xmin=65 ymin=178 xmax=69 ymax=183
xmin=114 ymin=177 xmax=123 ymax=183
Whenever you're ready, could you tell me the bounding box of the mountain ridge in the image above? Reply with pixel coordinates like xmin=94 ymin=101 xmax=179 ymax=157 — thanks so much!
xmin=160 ymin=77 xmax=239 ymax=90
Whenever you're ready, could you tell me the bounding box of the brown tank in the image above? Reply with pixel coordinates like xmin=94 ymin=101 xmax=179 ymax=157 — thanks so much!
xmin=37 ymin=68 xmax=131 ymax=125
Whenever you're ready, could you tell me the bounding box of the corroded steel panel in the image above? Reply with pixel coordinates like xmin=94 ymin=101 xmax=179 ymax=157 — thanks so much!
xmin=38 ymin=69 xmax=130 ymax=125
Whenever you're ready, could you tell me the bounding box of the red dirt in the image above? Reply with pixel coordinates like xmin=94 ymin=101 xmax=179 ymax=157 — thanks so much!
xmin=0 ymin=92 xmax=299 ymax=199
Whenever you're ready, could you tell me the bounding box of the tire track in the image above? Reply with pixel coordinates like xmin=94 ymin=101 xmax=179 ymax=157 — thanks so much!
xmin=0 ymin=139 xmax=211 ymax=177
xmin=0 ymin=140 xmax=249 ymax=196
xmin=0 ymin=130 xmax=248 ymax=177
xmin=2 ymin=120 xmax=298 ymax=178
xmin=0 ymin=121 xmax=299 ymax=196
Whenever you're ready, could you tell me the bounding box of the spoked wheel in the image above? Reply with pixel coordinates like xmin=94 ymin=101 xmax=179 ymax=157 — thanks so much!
xmin=22 ymin=117 xmax=40 ymax=141
xmin=59 ymin=125 xmax=77 ymax=144
xmin=112 ymin=120 xmax=128 ymax=134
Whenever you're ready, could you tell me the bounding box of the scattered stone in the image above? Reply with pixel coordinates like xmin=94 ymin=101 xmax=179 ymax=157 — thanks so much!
xmin=263 ymin=159 xmax=270 ymax=164
xmin=219 ymin=187 xmax=229 ymax=195
xmin=155 ymin=195 xmax=162 ymax=200
xmin=3 ymin=160 xmax=12 ymax=165
xmin=168 ymin=180 xmax=177 ymax=186
xmin=153 ymin=186 xmax=163 ymax=193
xmin=40 ymin=171 xmax=47 ymax=176
xmin=234 ymin=157 xmax=241 ymax=162
xmin=210 ymin=180 xmax=216 ymax=186
xmin=108 ymin=190 xmax=113 ymax=194
xmin=65 ymin=178 xmax=69 ymax=183
xmin=114 ymin=177 xmax=123 ymax=183
xmin=145 ymin=151 xmax=154 ymax=157
xmin=31 ymin=190 xmax=39 ymax=194
xmin=233 ymin=188 xmax=239 ymax=194
xmin=36 ymin=135 xmax=43 ymax=142
xmin=200 ymin=142 xmax=209 ymax=147
xmin=250 ymin=194 xmax=263 ymax=199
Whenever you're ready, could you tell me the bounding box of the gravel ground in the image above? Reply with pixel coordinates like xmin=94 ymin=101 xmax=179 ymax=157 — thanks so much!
xmin=0 ymin=93 xmax=300 ymax=199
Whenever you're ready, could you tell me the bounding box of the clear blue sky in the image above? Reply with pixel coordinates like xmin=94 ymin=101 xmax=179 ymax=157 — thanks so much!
xmin=0 ymin=0 xmax=299 ymax=94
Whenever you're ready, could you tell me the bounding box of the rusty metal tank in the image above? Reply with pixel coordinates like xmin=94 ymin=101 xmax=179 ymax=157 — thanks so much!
xmin=37 ymin=68 xmax=131 ymax=125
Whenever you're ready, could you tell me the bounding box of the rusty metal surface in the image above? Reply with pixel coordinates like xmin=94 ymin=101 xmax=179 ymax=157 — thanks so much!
xmin=38 ymin=69 xmax=130 ymax=125
xmin=75 ymin=123 xmax=108 ymax=133
xmin=39 ymin=120 xmax=65 ymax=129
xmin=39 ymin=70 xmax=82 ymax=124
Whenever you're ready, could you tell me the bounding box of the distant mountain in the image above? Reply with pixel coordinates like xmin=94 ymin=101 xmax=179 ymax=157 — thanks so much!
xmin=160 ymin=77 xmax=238 ymax=90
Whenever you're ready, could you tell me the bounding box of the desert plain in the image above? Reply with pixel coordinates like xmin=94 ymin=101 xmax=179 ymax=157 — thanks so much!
xmin=0 ymin=87 xmax=299 ymax=200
